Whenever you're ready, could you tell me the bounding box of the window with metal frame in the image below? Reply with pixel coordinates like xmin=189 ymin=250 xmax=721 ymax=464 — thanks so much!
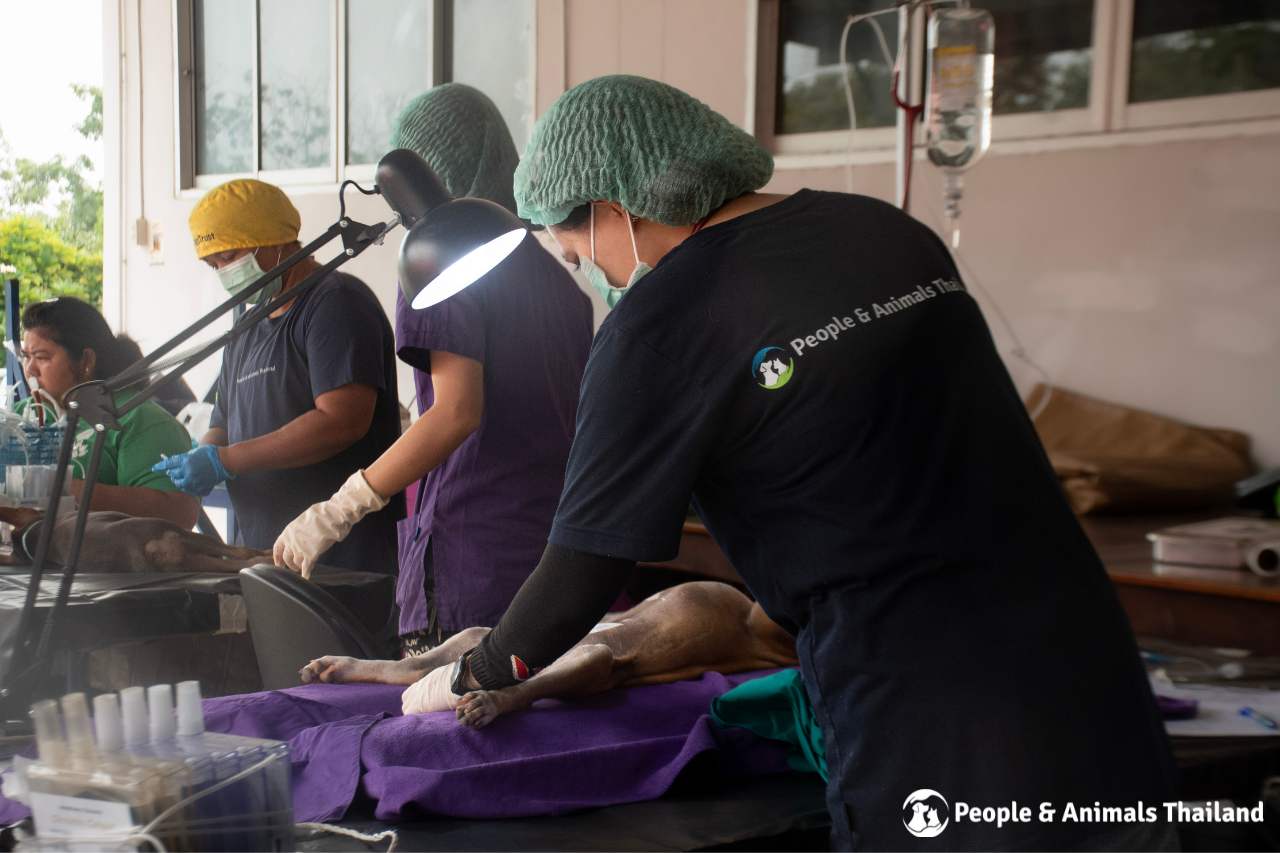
xmin=175 ymin=0 xmax=534 ymax=189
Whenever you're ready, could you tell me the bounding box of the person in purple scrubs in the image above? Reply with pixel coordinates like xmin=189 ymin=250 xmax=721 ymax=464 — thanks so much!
xmin=273 ymin=84 xmax=593 ymax=656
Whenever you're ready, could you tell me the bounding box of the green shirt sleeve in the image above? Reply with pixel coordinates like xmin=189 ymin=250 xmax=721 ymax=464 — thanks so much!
xmin=113 ymin=401 xmax=194 ymax=492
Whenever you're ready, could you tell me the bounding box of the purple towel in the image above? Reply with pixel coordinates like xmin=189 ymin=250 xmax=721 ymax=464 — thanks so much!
xmin=0 ymin=671 xmax=789 ymax=826
xmin=356 ymin=672 xmax=788 ymax=820
xmin=211 ymin=671 xmax=789 ymax=822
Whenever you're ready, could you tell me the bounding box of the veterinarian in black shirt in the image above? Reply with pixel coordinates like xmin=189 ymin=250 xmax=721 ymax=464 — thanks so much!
xmin=435 ymin=77 xmax=1178 ymax=851
xmin=159 ymin=180 xmax=403 ymax=574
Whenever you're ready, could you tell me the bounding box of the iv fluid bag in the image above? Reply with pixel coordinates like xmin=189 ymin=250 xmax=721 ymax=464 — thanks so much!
xmin=925 ymin=8 xmax=994 ymax=172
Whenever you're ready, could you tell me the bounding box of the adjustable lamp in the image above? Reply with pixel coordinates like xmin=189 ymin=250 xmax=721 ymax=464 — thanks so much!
xmin=0 ymin=148 xmax=526 ymax=725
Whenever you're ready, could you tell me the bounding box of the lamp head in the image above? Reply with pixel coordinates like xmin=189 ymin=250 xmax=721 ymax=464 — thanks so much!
xmin=398 ymin=197 xmax=527 ymax=310
xmin=378 ymin=148 xmax=528 ymax=310
xmin=376 ymin=149 xmax=450 ymax=228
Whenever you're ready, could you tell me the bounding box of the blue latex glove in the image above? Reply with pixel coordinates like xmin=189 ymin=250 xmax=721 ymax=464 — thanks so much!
xmin=151 ymin=444 xmax=234 ymax=497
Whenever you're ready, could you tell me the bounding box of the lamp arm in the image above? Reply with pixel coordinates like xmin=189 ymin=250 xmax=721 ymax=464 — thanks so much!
xmin=113 ymin=217 xmax=393 ymax=419
xmin=109 ymin=222 xmax=347 ymax=390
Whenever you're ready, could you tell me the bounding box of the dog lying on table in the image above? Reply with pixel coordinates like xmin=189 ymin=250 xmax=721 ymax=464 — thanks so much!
xmin=300 ymin=580 xmax=799 ymax=728
xmin=0 ymin=505 xmax=269 ymax=573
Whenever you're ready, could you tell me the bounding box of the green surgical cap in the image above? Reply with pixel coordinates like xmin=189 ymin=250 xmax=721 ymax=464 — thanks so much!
xmin=390 ymin=83 xmax=519 ymax=216
xmin=514 ymin=75 xmax=774 ymax=227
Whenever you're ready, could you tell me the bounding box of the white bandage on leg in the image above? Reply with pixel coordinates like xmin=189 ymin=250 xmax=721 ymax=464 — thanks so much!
xmin=401 ymin=662 xmax=464 ymax=715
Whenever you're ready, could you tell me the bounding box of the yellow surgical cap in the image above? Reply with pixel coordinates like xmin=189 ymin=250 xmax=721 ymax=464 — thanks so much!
xmin=188 ymin=179 xmax=301 ymax=259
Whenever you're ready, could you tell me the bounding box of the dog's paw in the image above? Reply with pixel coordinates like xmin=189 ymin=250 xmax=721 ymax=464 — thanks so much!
xmin=456 ymin=691 xmax=502 ymax=728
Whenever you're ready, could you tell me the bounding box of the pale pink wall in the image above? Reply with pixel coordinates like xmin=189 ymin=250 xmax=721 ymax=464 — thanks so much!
xmin=561 ymin=0 xmax=750 ymax=125
xmin=768 ymin=136 xmax=1280 ymax=468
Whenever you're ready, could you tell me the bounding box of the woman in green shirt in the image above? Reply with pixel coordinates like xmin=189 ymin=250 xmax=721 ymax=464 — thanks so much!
xmin=18 ymin=298 xmax=198 ymax=528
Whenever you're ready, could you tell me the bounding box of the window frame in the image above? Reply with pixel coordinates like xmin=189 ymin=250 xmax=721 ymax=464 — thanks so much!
xmin=1109 ymin=0 xmax=1280 ymax=132
xmin=755 ymin=0 xmax=1280 ymax=163
xmin=174 ymin=0 xmax=449 ymax=191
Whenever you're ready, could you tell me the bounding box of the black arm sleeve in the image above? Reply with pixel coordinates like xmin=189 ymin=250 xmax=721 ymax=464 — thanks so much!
xmin=464 ymin=543 xmax=634 ymax=690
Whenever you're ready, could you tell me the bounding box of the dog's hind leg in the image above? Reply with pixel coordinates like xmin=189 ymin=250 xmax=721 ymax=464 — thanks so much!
xmin=181 ymin=529 xmax=269 ymax=561
xmin=452 ymin=643 xmax=620 ymax=728
xmin=210 ymin=542 xmax=271 ymax=561
xmin=0 ymin=507 xmax=43 ymax=530
xmin=184 ymin=552 xmax=267 ymax=573
xmin=142 ymin=532 xmax=259 ymax=573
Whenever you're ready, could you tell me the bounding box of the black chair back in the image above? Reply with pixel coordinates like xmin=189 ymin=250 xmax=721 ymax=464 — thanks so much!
xmin=239 ymin=565 xmax=382 ymax=691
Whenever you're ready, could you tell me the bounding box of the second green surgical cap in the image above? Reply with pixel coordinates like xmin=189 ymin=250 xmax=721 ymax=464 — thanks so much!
xmin=390 ymin=83 xmax=519 ymax=215
xmin=514 ymin=75 xmax=774 ymax=227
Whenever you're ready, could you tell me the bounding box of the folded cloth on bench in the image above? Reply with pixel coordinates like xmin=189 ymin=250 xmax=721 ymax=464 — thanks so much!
xmin=712 ymin=668 xmax=827 ymax=780
xmin=204 ymin=669 xmax=790 ymax=822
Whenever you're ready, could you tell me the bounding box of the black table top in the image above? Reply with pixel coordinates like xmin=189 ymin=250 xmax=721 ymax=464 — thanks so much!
xmin=0 ymin=565 xmax=393 ymax=653
xmin=299 ymin=772 xmax=833 ymax=852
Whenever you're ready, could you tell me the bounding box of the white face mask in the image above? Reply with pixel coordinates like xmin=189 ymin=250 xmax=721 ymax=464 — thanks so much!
xmin=216 ymin=249 xmax=282 ymax=305
xmin=579 ymin=205 xmax=652 ymax=310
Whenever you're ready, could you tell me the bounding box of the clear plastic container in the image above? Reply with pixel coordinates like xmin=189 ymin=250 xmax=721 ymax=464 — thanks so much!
xmin=16 ymin=685 xmax=295 ymax=852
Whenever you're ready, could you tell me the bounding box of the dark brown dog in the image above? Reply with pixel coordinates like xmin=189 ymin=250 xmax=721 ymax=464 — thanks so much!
xmin=301 ymin=581 xmax=799 ymax=727
xmin=0 ymin=506 xmax=269 ymax=573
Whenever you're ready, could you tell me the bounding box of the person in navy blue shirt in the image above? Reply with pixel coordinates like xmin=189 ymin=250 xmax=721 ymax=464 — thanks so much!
xmin=163 ymin=178 xmax=402 ymax=575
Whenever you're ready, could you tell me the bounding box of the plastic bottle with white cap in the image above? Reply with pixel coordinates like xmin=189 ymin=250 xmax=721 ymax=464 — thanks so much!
xmin=93 ymin=694 xmax=124 ymax=756
xmin=147 ymin=684 xmax=177 ymax=744
xmin=120 ymin=686 xmax=149 ymax=752
xmin=58 ymin=694 xmax=97 ymax=773
xmin=29 ymin=700 xmax=67 ymax=771
xmin=23 ymin=700 xmax=72 ymax=802
xmin=4 ymin=700 xmax=65 ymax=805
xmin=174 ymin=680 xmax=204 ymax=740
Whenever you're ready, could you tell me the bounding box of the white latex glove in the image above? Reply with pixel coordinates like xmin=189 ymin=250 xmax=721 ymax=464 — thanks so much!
xmin=273 ymin=470 xmax=388 ymax=579
xmin=401 ymin=662 xmax=463 ymax=715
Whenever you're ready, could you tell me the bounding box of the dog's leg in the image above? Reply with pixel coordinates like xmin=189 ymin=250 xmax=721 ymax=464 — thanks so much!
xmin=454 ymin=643 xmax=619 ymax=729
xmin=178 ymin=529 xmax=271 ymax=563
xmin=208 ymin=542 xmax=271 ymax=561
xmin=300 ymin=626 xmax=492 ymax=686
xmin=138 ymin=525 xmax=269 ymax=572
xmin=183 ymin=552 xmax=267 ymax=573
xmin=0 ymin=507 xmax=43 ymax=530
xmin=142 ymin=533 xmax=260 ymax=573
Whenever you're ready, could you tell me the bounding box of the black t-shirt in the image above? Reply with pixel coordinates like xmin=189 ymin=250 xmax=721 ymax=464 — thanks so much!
xmin=550 ymin=190 xmax=1174 ymax=846
xmin=552 ymin=190 xmax=1085 ymax=620
xmin=212 ymin=271 xmax=403 ymax=574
